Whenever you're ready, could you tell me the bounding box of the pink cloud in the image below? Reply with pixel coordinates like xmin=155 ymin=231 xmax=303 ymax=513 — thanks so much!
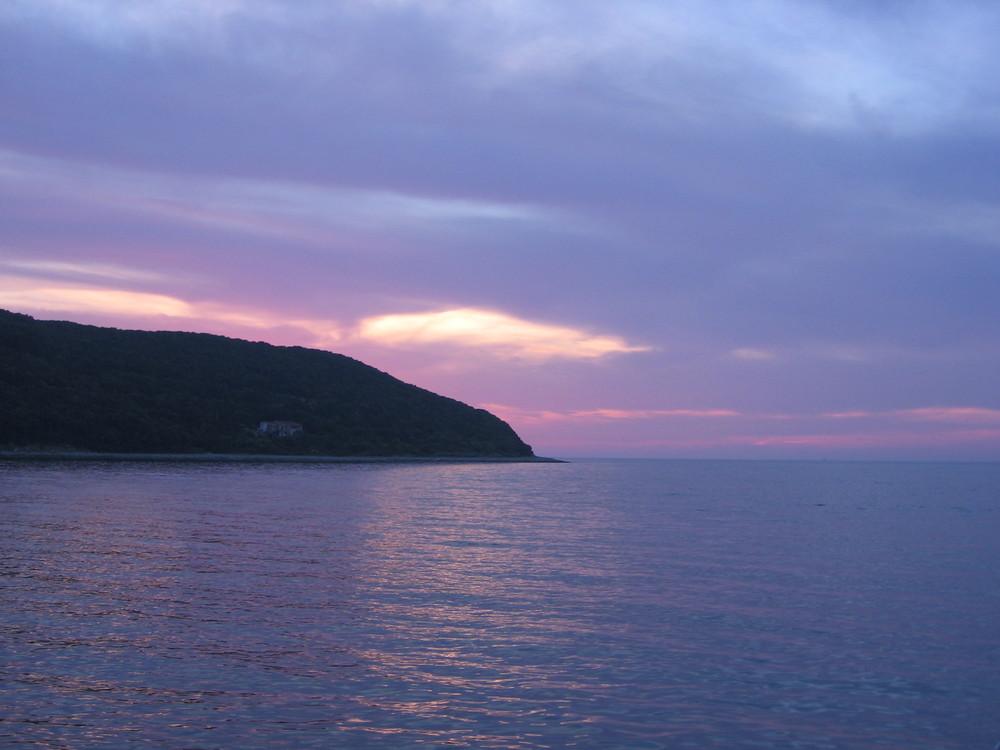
xmin=485 ymin=402 xmax=1000 ymax=458
xmin=529 ymin=428 xmax=1000 ymax=458
xmin=481 ymin=405 xmax=743 ymax=423
xmin=895 ymin=407 xmax=1000 ymax=424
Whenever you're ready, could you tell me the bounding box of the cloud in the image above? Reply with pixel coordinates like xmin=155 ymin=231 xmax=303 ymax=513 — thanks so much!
xmin=821 ymin=407 xmax=1000 ymax=425
xmin=489 ymin=404 xmax=1000 ymax=430
xmin=369 ymin=0 xmax=1000 ymax=133
xmin=896 ymin=407 xmax=1000 ymax=424
xmin=482 ymin=404 xmax=742 ymax=424
xmin=495 ymin=403 xmax=1000 ymax=458
xmin=0 ymin=148 xmax=550 ymax=243
xmin=871 ymin=193 xmax=1000 ymax=249
xmin=12 ymin=0 xmax=997 ymax=135
xmin=574 ymin=408 xmax=741 ymax=420
xmin=3 ymin=0 xmax=999 ymax=463
xmin=730 ymin=348 xmax=776 ymax=361
xmin=551 ymin=428 xmax=1000 ymax=453
xmin=0 ymin=276 xmax=649 ymax=363
xmin=0 ymin=266 xmax=644 ymax=362
xmin=0 ymin=279 xmax=344 ymax=345
xmin=2 ymin=260 xmax=178 ymax=284
xmin=723 ymin=429 xmax=1000 ymax=450
xmin=357 ymin=308 xmax=650 ymax=360
xmin=0 ymin=0 xmax=255 ymax=51
xmin=0 ymin=286 xmax=194 ymax=318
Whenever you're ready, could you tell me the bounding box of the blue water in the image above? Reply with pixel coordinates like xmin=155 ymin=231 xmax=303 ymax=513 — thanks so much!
xmin=1 ymin=458 xmax=998 ymax=749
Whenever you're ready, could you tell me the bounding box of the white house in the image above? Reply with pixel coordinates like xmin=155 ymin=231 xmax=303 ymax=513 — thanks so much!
xmin=256 ymin=420 xmax=304 ymax=438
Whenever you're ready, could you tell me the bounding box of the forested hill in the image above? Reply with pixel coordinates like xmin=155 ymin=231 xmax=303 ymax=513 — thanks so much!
xmin=0 ymin=310 xmax=534 ymax=457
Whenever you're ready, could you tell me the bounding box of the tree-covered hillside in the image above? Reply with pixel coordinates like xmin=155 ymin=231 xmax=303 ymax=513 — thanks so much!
xmin=0 ymin=310 xmax=533 ymax=457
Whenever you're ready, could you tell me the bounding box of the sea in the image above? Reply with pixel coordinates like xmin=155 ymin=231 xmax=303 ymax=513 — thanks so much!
xmin=1 ymin=458 xmax=998 ymax=749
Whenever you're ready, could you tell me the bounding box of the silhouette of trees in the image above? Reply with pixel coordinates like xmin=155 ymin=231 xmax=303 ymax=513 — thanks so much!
xmin=0 ymin=310 xmax=533 ymax=457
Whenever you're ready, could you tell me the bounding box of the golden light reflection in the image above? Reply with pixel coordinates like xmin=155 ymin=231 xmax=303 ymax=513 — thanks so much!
xmin=347 ymin=464 xmax=624 ymax=734
xmin=357 ymin=308 xmax=649 ymax=361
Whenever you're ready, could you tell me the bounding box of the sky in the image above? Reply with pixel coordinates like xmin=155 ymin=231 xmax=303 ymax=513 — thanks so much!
xmin=2 ymin=0 xmax=999 ymax=460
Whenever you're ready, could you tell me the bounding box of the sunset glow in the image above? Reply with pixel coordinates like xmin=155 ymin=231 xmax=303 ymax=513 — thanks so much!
xmin=358 ymin=309 xmax=650 ymax=361
xmin=0 ymin=286 xmax=195 ymax=318
xmin=2 ymin=1 xmax=998 ymax=459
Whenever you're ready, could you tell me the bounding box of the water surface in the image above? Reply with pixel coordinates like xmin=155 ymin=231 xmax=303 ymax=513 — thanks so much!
xmin=2 ymin=459 xmax=998 ymax=748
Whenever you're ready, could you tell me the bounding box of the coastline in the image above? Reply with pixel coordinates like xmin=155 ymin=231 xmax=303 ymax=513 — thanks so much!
xmin=0 ymin=451 xmax=565 ymax=464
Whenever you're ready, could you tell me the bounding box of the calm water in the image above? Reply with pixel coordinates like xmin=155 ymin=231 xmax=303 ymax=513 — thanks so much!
xmin=2 ymin=458 xmax=998 ymax=749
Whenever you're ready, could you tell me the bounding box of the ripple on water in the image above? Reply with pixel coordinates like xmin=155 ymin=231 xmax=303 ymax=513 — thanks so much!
xmin=2 ymin=459 xmax=999 ymax=749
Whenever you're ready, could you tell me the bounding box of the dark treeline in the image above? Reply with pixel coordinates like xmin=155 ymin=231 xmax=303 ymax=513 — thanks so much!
xmin=0 ymin=310 xmax=533 ymax=457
